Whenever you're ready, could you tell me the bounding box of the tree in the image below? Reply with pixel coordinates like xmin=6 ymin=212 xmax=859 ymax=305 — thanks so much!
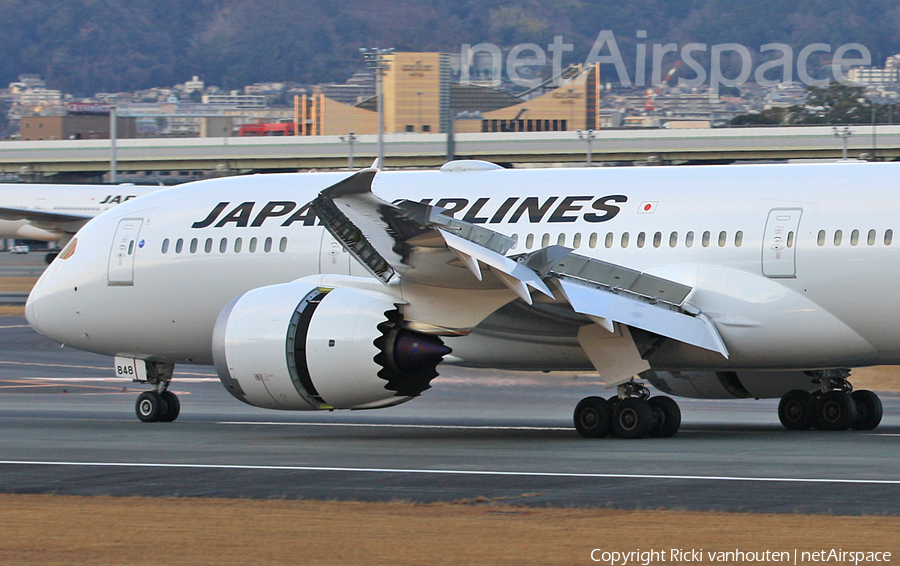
xmin=731 ymin=107 xmax=786 ymax=126
xmin=732 ymin=83 xmax=896 ymax=127
xmin=793 ymin=84 xmax=873 ymax=125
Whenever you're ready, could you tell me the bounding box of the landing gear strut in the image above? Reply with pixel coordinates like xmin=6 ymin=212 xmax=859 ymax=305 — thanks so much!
xmin=778 ymin=370 xmax=882 ymax=431
xmin=574 ymin=380 xmax=681 ymax=439
xmin=132 ymin=361 xmax=180 ymax=423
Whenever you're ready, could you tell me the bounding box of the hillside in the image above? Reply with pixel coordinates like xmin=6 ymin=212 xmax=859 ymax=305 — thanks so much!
xmin=1 ymin=0 xmax=899 ymax=93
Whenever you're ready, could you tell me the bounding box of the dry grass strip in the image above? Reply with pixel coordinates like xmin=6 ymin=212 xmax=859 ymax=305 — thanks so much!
xmin=0 ymin=494 xmax=897 ymax=565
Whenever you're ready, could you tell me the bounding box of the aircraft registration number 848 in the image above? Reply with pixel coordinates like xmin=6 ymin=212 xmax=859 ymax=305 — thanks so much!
xmin=114 ymin=356 xmax=148 ymax=382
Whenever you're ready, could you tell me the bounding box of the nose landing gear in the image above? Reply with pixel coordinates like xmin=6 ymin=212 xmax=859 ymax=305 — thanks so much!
xmin=574 ymin=380 xmax=682 ymax=439
xmin=129 ymin=360 xmax=180 ymax=423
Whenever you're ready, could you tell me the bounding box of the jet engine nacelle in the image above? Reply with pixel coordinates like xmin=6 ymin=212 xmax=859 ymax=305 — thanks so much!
xmin=643 ymin=370 xmax=819 ymax=400
xmin=212 ymin=281 xmax=449 ymax=411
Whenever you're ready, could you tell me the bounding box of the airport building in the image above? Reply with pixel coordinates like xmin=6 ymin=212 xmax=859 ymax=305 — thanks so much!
xmin=19 ymin=114 xmax=138 ymax=141
xmin=293 ymin=52 xmax=602 ymax=136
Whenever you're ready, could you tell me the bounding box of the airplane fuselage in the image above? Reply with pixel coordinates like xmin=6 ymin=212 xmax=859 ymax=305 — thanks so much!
xmin=25 ymin=163 xmax=900 ymax=373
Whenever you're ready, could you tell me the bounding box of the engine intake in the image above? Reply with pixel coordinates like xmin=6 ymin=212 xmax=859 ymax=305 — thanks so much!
xmin=213 ymin=280 xmax=449 ymax=411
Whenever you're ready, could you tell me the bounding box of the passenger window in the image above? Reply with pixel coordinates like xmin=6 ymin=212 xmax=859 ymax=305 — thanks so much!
xmin=175 ymin=238 xmax=184 ymax=254
xmin=541 ymin=233 xmax=550 ymax=247
xmin=525 ymin=234 xmax=534 ymax=249
xmin=573 ymin=233 xmax=582 ymax=248
xmin=785 ymin=231 xmax=792 ymax=248
xmin=669 ymin=232 xmax=677 ymax=248
xmin=279 ymin=237 xmax=288 ymax=252
xmin=161 ymin=239 xmax=169 ymax=254
xmin=557 ymin=233 xmax=566 ymax=246
xmin=735 ymin=231 xmax=743 ymax=247
xmin=264 ymin=237 xmax=273 ymax=253
xmin=850 ymin=229 xmax=859 ymax=246
xmin=867 ymin=230 xmax=876 ymax=246
xmin=589 ymin=233 xmax=598 ymax=248
xmin=190 ymin=238 xmax=198 ymax=253
xmin=128 ymin=241 xmax=134 ymax=255
xmin=204 ymin=238 xmax=213 ymax=253
xmin=652 ymin=232 xmax=662 ymax=248
xmin=510 ymin=234 xmax=518 ymax=250
xmin=702 ymin=231 xmax=710 ymax=247
xmin=718 ymin=231 xmax=727 ymax=247
xmin=637 ymin=232 xmax=646 ymax=248
xmin=621 ymin=232 xmax=630 ymax=248
xmin=886 ymin=229 xmax=893 ymax=245
xmin=605 ymin=232 xmax=614 ymax=248
xmin=234 ymin=238 xmax=242 ymax=253
xmin=834 ymin=230 xmax=842 ymax=246
xmin=685 ymin=231 xmax=694 ymax=247
xmin=817 ymin=230 xmax=825 ymax=246
xmin=249 ymin=237 xmax=258 ymax=253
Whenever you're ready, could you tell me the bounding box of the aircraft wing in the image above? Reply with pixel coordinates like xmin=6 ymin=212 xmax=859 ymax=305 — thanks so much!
xmin=312 ymin=168 xmax=551 ymax=302
xmin=311 ymin=169 xmax=728 ymax=367
xmin=0 ymin=206 xmax=92 ymax=233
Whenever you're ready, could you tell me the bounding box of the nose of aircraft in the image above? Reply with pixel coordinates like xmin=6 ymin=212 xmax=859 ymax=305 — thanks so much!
xmin=24 ymin=287 xmax=40 ymax=334
xmin=25 ymin=236 xmax=85 ymax=344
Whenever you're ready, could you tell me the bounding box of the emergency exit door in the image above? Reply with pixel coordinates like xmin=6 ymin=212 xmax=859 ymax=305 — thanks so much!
xmin=762 ymin=208 xmax=802 ymax=278
xmin=108 ymin=218 xmax=143 ymax=286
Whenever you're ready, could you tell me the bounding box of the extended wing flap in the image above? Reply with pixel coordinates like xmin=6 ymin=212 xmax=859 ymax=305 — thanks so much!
xmin=439 ymin=230 xmax=553 ymax=301
xmin=559 ymin=279 xmax=729 ymax=358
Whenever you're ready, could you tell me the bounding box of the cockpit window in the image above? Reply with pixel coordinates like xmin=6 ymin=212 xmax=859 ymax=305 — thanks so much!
xmin=59 ymin=238 xmax=78 ymax=260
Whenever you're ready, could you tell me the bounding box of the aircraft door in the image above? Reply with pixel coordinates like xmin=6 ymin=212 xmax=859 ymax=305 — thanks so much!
xmin=761 ymin=208 xmax=802 ymax=278
xmin=318 ymin=231 xmax=351 ymax=275
xmin=108 ymin=218 xmax=143 ymax=286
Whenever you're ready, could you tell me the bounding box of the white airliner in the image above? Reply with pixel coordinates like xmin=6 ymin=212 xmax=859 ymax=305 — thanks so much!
xmin=24 ymin=160 xmax=893 ymax=438
xmin=0 ymin=183 xmax=155 ymax=262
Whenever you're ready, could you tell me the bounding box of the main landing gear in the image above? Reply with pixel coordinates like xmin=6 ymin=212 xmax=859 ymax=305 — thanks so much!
xmin=778 ymin=370 xmax=882 ymax=431
xmin=133 ymin=361 xmax=180 ymax=423
xmin=574 ymin=381 xmax=681 ymax=439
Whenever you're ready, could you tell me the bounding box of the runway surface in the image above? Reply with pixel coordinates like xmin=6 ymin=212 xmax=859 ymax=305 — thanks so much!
xmin=0 ymin=250 xmax=50 ymax=278
xmin=1 ymin=316 xmax=899 ymax=515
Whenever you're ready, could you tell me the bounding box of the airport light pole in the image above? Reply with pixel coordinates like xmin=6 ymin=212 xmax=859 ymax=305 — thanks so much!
xmin=416 ymin=91 xmax=423 ymax=132
xmin=109 ymin=105 xmax=117 ymax=183
xmin=340 ymin=131 xmax=358 ymax=170
xmin=833 ymin=126 xmax=851 ymax=160
xmin=360 ymin=47 xmax=394 ymax=168
xmin=576 ymin=129 xmax=598 ymax=167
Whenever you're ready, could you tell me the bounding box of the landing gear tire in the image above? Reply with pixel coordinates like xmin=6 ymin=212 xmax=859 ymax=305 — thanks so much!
xmin=159 ymin=391 xmax=181 ymax=422
xmin=815 ymin=391 xmax=857 ymax=431
xmin=648 ymin=396 xmax=681 ymax=438
xmin=778 ymin=390 xmax=816 ymax=430
xmin=612 ymin=397 xmax=653 ymax=439
xmin=606 ymin=396 xmax=620 ymax=437
xmin=45 ymin=252 xmax=59 ymax=264
xmin=574 ymin=396 xmax=610 ymax=438
xmin=135 ymin=391 xmax=168 ymax=423
xmin=850 ymin=390 xmax=883 ymax=431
